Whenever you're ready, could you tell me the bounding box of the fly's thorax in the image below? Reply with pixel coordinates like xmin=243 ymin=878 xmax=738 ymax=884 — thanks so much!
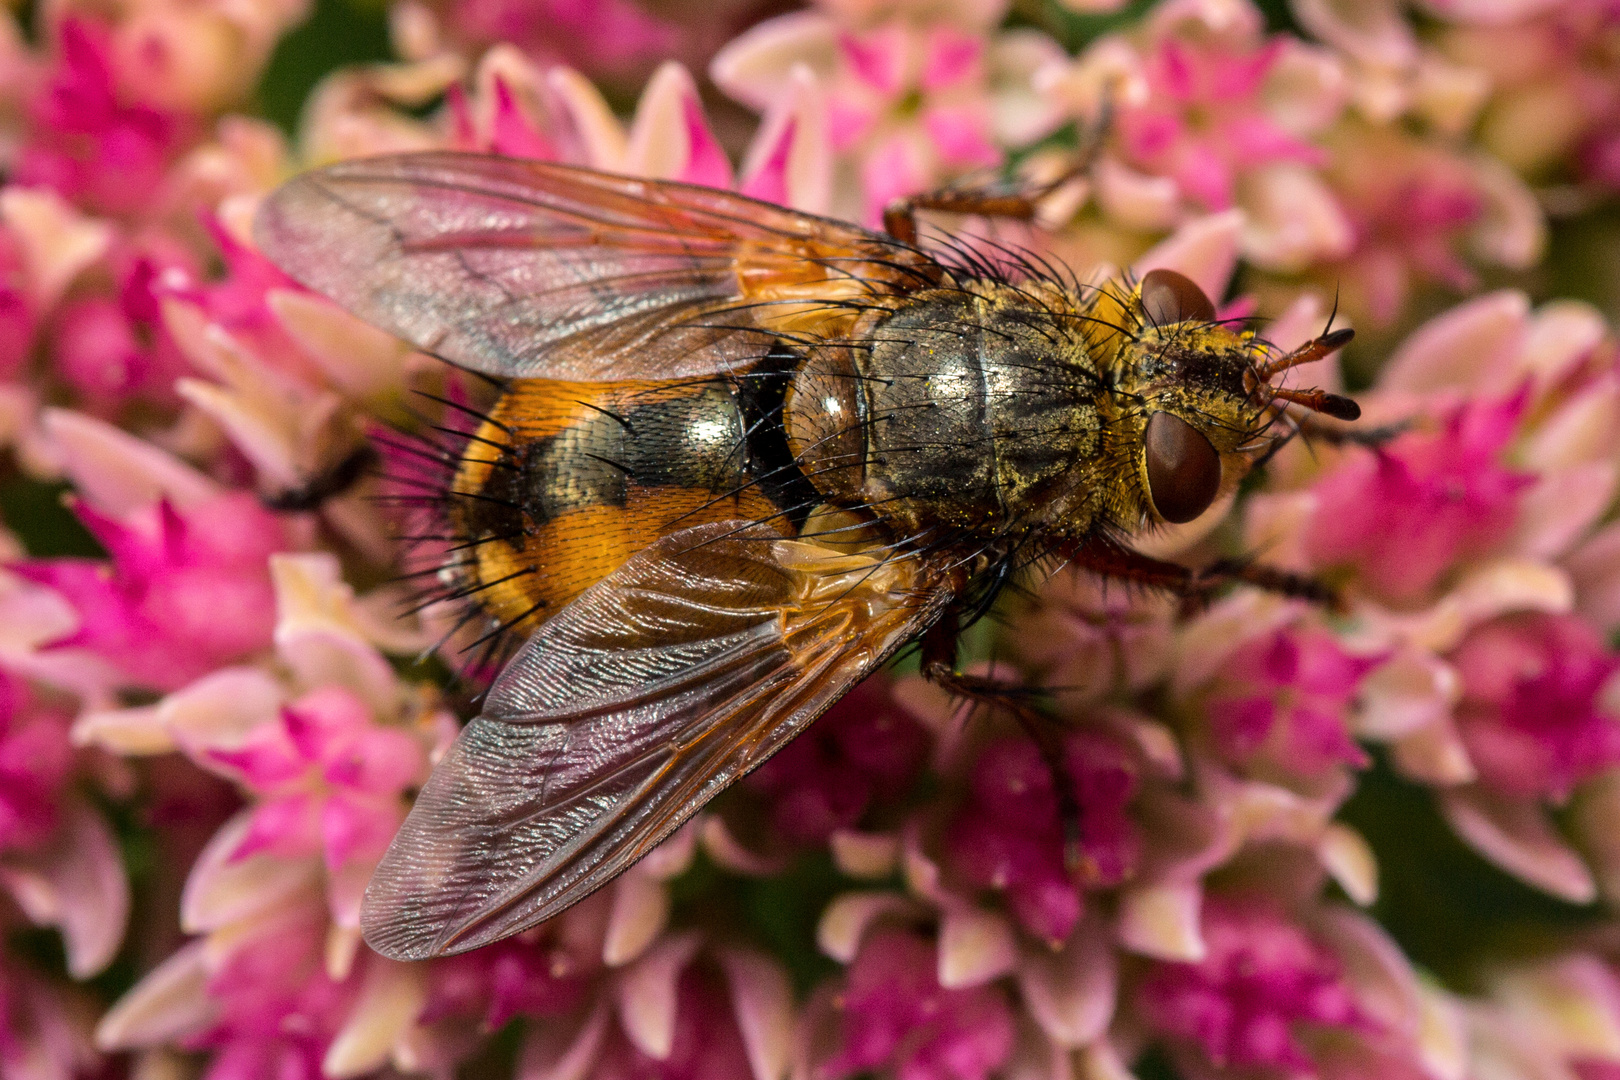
xmin=805 ymin=286 xmax=1104 ymax=537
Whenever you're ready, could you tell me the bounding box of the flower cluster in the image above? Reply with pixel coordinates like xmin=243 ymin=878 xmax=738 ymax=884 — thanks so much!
xmin=0 ymin=1 xmax=1617 ymax=1080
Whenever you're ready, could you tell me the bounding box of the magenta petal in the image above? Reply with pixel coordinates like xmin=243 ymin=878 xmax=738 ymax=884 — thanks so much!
xmin=680 ymin=96 xmax=733 ymax=189
xmin=230 ymin=794 xmax=320 ymax=862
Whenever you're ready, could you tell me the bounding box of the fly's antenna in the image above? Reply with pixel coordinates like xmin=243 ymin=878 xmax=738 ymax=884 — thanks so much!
xmin=1246 ymin=327 xmax=1360 ymax=421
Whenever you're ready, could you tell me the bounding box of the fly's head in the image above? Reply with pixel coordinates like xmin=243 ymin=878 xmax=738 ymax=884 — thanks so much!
xmin=1096 ymin=269 xmax=1359 ymax=530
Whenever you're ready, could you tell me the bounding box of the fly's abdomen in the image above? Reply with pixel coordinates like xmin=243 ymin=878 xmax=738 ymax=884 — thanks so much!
xmin=448 ymin=379 xmax=779 ymax=640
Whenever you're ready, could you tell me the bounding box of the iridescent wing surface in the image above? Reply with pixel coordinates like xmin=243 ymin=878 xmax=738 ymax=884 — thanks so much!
xmin=253 ymin=153 xmax=943 ymax=381
xmin=359 ymin=521 xmax=952 ymax=959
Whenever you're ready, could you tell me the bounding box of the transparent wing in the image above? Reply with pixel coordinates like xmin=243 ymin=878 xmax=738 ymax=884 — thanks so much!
xmin=253 ymin=153 xmax=942 ymax=380
xmin=359 ymin=521 xmax=952 ymax=959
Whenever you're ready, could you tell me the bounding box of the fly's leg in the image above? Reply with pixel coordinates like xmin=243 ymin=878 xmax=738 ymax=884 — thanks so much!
xmin=883 ymin=91 xmax=1115 ymax=245
xmin=1066 ymin=535 xmax=1340 ymax=611
xmin=262 ymin=442 xmax=378 ymax=512
xmin=920 ymin=613 xmax=1091 ymax=876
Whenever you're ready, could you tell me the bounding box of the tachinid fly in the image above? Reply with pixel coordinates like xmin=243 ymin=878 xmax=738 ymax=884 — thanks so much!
xmin=252 ymin=152 xmax=1359 ymax=960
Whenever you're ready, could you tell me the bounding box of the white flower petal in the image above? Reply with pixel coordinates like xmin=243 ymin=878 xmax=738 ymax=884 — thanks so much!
xmin=938 ymin=906 xmax=1017 ymax=989
xmin=42 ymin=409 xmax=219 ymax=515
xmin=322 ymin=959 xmax=427 ymax=1079
xmin=1017 ymin=917 xmax=1116 ymax=1047
xmin=1117 ymin=880 xmax=1205 ymax=961
xmin=718 ymin=946 xmax=794 ymax=1080
xmin=829 ymin=830 xmax=899 ymax=879
xmin=96 ymin=941 xmax=217 ymax=1050
xmin=616 ymin=931 xmax=704 ymax=1060
xmin=816 ymin=891 xmax=916 ymax=963
xmin=602 ymin=871 xmax=671 ymax=968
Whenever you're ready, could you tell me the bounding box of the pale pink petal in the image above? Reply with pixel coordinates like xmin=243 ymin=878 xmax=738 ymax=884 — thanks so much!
xmin=717 ymin=946 xmax=794 ymax=1080
xmin=625 ymin=62 xmax=733 ymax=188
xmin=1523 ymin=378 xmax=1620 ymax=470
xmin=1 ymin=799 xmax=129 ymax=977
xmin=160 ymin=667 xmax=284 ymax=757
xmin=1310 ymin=905 xmax=1421 ymax=1038
xmin=1263 ymin=41 xmax=1349 ymax=136
xmin=1117 ymin=880 xmax=1205 ymax=961
xmin=639 ymin=820 xmax=698 ymax=880
xmin=1391 ymin=712 xmax=1478 ymax=785
xmin=738 ymin=65 xmax=830 ymax=214
xmin=1035 ymin=36 xmax=1149 ymax=124
xmin=1486 ymin=953 xmax=1620 ymax=1061
xmin=517 ymin=1000 xmax=612 ymax=1080
xmin=987 ymin=29 xmax=1068 ymax=146
xmin=95 ymin=941 xmax=218 ymax=1050
xmin=1318 ymin=822 xmax=1379 ymax=906
xmin=322 ymin=959 xmax=427 ymax=1079
xmin=938 ymin=907 xmax=1018 ymax=989
xmin=1290 ymin=0 xmax=1417 ymax=68
xmin=273 ymin=570 xmax=401 ymax=713
xmin=1379 ymin=289 xmax=1530 ymax=395
xmin=0 ymin=187 xmax=113 ymax=309
xmin=1132 ymin=210 xmax=1244 ymax=308
xmin=1016 ymin=916 xmax=1116 ymax=1047
xmin=72 ymin=703 xmax=168 ymax=754
xmin=710 ymin=11 xmax=837 ymax=113
xmin=180 ymin=810 xmax=321 ymax=933
xmin=1468 ymin=153 xmax=1546 ymax=271
xmin=42 ymin=408 xmax=219 ymax=515
xmin=615 ymin=930 xmax=704 ymax=1060
xmin=1095 ymin=154 xmax=1180 ymax=231
xmin=545 ymin=67 xmax=628 ymax=170
xmin=1356 ymin=650 xmax=1460 ymax=741
xmin=1439 ymin=786 xmax=1597 ymax=903
xmin=1416 ymin=981 xmax=1470 ymax=1080
xmin=1239 ymin=162 xmax=1354 ymax=273
xmin=701 ymin=814 xmax=790 ymax=876
xmin=601 ymin=870 xmax=671 ymax=968
xmin=830 ymin=830 xmax=899 ymax=879
xmin=1569 ymin=520 xmax=1620 ymax=631
xmin=1513 ymin=463 xmax=1617 ymax=561
xmin=1517 ymin=300 xmax=1609 ymax=389
xmin=266 ymin=289 xmax=411 ymax=399
xmin=816 ymin=891 xmax=918 ymax=963
xmin=1411 ymin=53 xmax=1491 ymax=138
xmin=327 ymin=856 xmax=373 ymax=936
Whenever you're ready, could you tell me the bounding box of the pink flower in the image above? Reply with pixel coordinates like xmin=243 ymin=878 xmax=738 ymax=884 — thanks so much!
xmin=420 ymin=937 xmax=589 ymax=1033
xmin=16 ymin=493 xmax=294 ymax=690
xmin=445 ymin=0 xmax=683 ymax=80
xmin=1451 ymin=613 xmax=1620 ymax=802
xmin=745 ymin=677 xmax=928 ymax=846
xmin=819 ymin=929 xmax=1015 ymax=1080
xmin=945 ymin=730 xmax=1139 ymax=944
xmin=0 ymin=226 xmax=38 ymax=382
xmin=0 ymin=958 xmax=99 ymax=1080
xmin=1137 ymin=897 xmax=1369 ymax=1074
xmin=202 ymin=685 xmax=425 ymax=873
xmin=14 ymin=19 xmax=189 ymax=217
xmin=1121 ymin=36 xmax=1322 ymax=212
xmin=181 ymin=904 xmax=355 ymax=1079
xmin=1203 ymin=626 xmax=1378 ymax=777
xmin=584 ymin=967 xmax=757 ymax=1080
xmin=0 ymin=674 xmax=71 ymax=852
xmin=1303 ymin=393 xmax=1535 ymax=606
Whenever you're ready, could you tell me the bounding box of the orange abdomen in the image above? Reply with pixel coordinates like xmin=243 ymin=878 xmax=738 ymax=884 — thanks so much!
xmin=448 ymin=378 xmax=783 ymax=641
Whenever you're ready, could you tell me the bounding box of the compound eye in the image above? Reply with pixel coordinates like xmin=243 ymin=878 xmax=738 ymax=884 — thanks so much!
xmin=1140 ymin=268 xmax=1216 ymax=326
xmin=1145 ymin=412 xmax=1221 ymax=524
